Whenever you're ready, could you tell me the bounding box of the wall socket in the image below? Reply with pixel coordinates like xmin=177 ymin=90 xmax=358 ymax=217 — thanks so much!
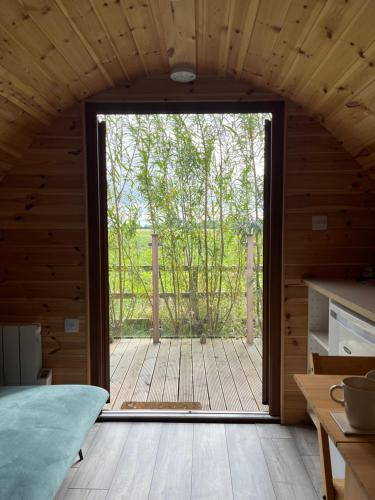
xmin=312 ymin=215 xmax=327 ymax=231
xmin=64 ymin=318 xmax=80 ymax=333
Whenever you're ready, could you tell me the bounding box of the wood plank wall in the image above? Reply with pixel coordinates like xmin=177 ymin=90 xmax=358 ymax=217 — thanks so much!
xmin=0 ymin=79 xmax=374 ymax=423
xmin=0 ymin=103 xmax=87 ymax=384
xmin=282 ymin=103 xmax=375 ymax=423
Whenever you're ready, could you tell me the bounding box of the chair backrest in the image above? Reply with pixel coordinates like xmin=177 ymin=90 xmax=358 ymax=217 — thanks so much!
xmin=311 ymin=353 xmax=375 ymax=375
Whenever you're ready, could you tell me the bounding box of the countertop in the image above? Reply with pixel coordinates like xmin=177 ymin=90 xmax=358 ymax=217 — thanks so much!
xmin=304 ymin=279 xmax=375 ymax=323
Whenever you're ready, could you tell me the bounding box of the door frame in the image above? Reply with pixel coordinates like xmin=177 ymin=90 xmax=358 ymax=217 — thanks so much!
xmin=85 ymin=100 xmax=284 ymax=416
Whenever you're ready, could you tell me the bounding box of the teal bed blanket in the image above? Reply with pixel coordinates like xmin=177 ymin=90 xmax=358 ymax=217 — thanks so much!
xmin=0 ymin=385 xmax=108 ymax=500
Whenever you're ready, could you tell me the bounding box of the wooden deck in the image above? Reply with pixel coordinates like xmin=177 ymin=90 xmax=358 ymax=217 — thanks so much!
xmin=107 ymin=337 xmax=268 ymax=412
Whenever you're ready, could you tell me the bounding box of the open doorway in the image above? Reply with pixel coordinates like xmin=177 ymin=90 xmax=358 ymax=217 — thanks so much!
xmin=86 ymin=102 xmax=284 ymax=417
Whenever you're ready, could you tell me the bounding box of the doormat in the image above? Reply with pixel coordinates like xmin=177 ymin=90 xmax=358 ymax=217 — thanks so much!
xmin=121 ymin=401 xmax=202 ymax=410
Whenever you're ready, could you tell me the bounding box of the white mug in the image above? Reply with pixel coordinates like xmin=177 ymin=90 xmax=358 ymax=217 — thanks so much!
xmin=330 ymin=376 xmax=375 ymax=431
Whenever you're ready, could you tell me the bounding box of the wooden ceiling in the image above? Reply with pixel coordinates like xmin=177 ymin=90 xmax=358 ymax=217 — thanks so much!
xmin=1 ymin=0 xmax=375 ymax=176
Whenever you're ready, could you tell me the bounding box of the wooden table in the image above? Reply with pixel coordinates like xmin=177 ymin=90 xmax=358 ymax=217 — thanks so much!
xmin=338 ymin=443 xmax=375 ymax=500
xmin=295 ymin=374 xmax=344 ymax=413
xmin=315 ymin=408 xmax=375 ymax=446
xmin=295 ymin=374 xmax=375 ymax=445
xmin=294 ymin=373 xmax=375 ymax=500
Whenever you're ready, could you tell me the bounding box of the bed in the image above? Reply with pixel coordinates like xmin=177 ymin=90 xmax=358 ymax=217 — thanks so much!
xmin=0 ymin=384 xmax=108 ymax=500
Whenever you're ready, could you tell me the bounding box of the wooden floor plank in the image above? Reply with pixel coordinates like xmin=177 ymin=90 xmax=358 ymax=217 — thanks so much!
xmin=54 ymin=469 xmax=77 ymax=499
xmin=149 ymin=423 xmax=193 ymax=500
xmin=191 ymin=338 xmax=210 ymax=410
xmin=178 ymin=338 xmax=193 ymax=402
xmin=72 ymin=424 xmax=100 ymax=469
xmin=302 ymin=455 xmax=322 ymax=499
xmin=225 ymin=424 xmax=276 ymax=499
xmin=256 ymin=423 xmax=291 ymax=439
xmin=192 ymin=423 xmax=233 ymax=500
xmin=202 ymin=339 xmax=226 ymax=410
xmin=69 ymin=423 xmax=131 ymax=490
xmin=233 ymin=338 xmax=268 ymax=412
xmin=62 ymin=490 xmax=107 ymax=500
xmin=222 ymin=339 xmax=258 ymax=411
xmin=260 ymin=436 xmax=320 ymax=500
xmin=106 ymin=423 xmax=162 ymax=500
xmin=131 ymin=341 xmax=160 ymax=402
xmin=147 ymin=339 xmax=170 ymax=402
xmin=57 ymin=423 xmax=320 ymax=500
xmin=112 ymin=339 xmax=151 ymax=409
xmin=212 ymin=338 xmax=242 ymax=411
xmin=163 ymin=338 xmax=181 ymax=402
xmin=290 ymin=425 xmax=320 ymax=456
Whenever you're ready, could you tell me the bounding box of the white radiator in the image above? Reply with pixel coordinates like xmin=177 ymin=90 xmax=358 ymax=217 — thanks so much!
xmin=0 ymin=324 xmax=51 ymax=385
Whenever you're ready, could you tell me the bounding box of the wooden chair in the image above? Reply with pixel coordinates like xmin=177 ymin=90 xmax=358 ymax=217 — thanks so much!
xmin=310 ymin=353 xmax=375 ymax=500
xmin=311 ymin=353 xmax=375 ymax=376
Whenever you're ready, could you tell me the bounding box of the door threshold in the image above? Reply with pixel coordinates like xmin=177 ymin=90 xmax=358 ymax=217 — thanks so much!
xmin=98 ymin=409 xmax=279 ymax=423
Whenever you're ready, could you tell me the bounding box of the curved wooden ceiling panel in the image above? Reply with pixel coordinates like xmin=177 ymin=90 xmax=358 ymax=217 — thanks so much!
xmin=0 ymin=0 xmax=375 ymax=174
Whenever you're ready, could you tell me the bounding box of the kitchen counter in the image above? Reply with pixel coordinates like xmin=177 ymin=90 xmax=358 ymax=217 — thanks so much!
xmin=304 ymin=279 xmax=375 ymax=323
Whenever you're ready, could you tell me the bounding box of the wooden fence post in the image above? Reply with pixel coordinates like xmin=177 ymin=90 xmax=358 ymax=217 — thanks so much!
xmin=247 ymin=234 xmax=254 ymax=345
xmin=152 ymin=234 xmax=160 ymax=343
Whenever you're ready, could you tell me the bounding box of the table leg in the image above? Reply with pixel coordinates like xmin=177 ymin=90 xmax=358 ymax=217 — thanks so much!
xmin=318 ymin=422 xmax=335 ymax=500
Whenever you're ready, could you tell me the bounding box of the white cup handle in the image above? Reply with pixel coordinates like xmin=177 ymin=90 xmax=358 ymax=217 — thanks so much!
xmin=366 ymin=370 xmax=375 ymax=381
xmin=329 ymin=384 xmax=345 ymax=405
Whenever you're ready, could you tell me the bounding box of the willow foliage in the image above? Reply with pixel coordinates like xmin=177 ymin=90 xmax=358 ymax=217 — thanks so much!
xmin=104 ymin=113 xmax=268 ymax=338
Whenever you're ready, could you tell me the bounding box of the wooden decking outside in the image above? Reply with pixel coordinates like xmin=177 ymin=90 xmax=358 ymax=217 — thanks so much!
xmin=107 ymin=337 xmax=268 ymax=412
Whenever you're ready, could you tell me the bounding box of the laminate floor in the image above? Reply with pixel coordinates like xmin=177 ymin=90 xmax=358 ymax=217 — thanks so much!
xmin=55 ymin=422 xmax=321 ymax=500
xmin=107 ymin=337 xmax=267 ymax=412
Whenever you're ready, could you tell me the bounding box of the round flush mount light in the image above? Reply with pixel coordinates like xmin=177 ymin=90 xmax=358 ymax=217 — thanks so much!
xmin=170 ymin=63 xmax=196 ymax=83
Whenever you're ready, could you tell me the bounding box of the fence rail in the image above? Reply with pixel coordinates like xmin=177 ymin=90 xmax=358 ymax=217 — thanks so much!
xmin=110 ymin=291 xmax=251 ymax=299
xmin=109 ymin=265 xmax=263 ymax=271
xmin=110 ymin=234 xmax=256 ymax=345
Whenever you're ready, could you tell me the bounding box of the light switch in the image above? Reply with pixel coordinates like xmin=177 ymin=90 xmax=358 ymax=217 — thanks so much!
xmin=64 ymin=318 xmax=79 ymax=333
xmin=312 ymin=215 xmax=327 ymax=231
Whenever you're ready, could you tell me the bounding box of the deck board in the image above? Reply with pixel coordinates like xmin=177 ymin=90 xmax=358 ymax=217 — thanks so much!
xmin=222 ymin=339 xmax=258 ymax=411
xmin=254 ymin=337 xmax=262 ymax=357
xmin=163 ymin=338 xmax=181 ymax=403
xmin=191 ymin=338 xmax=210 ymax=410
xmin=147 ymin=339 xmax=170 ymax=402
xmin=111 ymin=339 xmax=150 ymax=409
xmin=211 ymin=338 xmax=242 ymax=411
xmin=233 ymin=338 xmax=268 ymax=412
xmin=107 ymin=337 xmax=268 ymax=412
xmin=202 ymin=337 xmax=226 ymax=410
xmin=242 ymin=338 xmax=263 ymax=378
xmin=132 ymin=341 xmax=160 ymax=402
xmin=109 ymin=339 xmax=139 ymax=406
xmin=179 ymin=338 xmax=194 ymax=402
xmin=109 ymin=338 xmax=129 ymax=377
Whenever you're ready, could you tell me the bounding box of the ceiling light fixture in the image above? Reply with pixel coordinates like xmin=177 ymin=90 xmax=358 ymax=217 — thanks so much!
xmin=170 ymin=63 xmax=196 ymax=83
